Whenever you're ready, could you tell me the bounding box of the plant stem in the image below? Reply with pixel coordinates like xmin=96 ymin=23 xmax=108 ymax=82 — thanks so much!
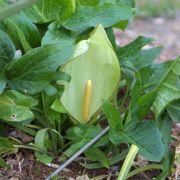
xmin=0 ymin=0 xmax=40 ymax=21
xmin=126 ymin=164 xmax=163 ymax=179
xmin=41 ymin=92 xmax=58 ymax=153
xmin=5 ymin=121 xmax=36 ymax=136
xmin=117 ymin=144 xmax=139 ymax=180
xmin=14 ymin=144 xmax=49 ymax=154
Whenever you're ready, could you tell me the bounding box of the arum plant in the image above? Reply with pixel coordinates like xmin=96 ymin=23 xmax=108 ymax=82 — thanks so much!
xmin=47 ymin=24 xmax=120 ymax=178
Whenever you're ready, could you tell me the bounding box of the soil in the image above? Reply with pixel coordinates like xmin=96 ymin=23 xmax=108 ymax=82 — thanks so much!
xmin=1 ymin=16 xmax=180 ymax=180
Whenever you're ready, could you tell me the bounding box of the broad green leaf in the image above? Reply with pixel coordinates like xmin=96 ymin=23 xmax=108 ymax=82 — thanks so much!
xmin=66 ymin=124 xmax=102 ymax=142
xmin=153 ymin=57 xmax=180 ymax=118
xmin=139 ymin=61 xmax=172 ymax=92
xmin=118 ymin=36 xmax=153 ymax=63
xmin=0 ymin=90 xmax=38 ymax=122
xmin=132 ymin=47 xmax=162 ymax=70
xmin=0 ymin=30 xmax=15 ymax=72
xmin=124 ymin=78 xmax=142 ymax=126
xmin=61 ymin=124 xmax=102 ymax=160
xmin=23 ymin=0 xmax=76 ymax=24
xmin=5 ymin=43 xmax=74 ymax=94
xmin=85 ymin=147 xmax=109 ymax=168
xmin=61 ymin=24 xmax=120 ymax=123
xmin=42 ymin=22 xmax=75 ymax=46
xmin=109 ymin=121 xmax=164 ymax=162
xmin=62 ymin=4 xmax=134 ymax=32
xmin=35 ymin=129 xmax=49 ymax=149
xmin=35 ymin=128 xmax=53 ymax=164
xmin=35 ymin=153 xmax=53 ymax=164
xmin=60 ymin=141 xmax=86 ymax=161
xmin=2 ymin=14 xmax=41 ymax=52
xmin=35 ymin=127 xmax=63 ymax=163
xmin=102 ymin=100 xmax=123 ymax=130
xmin=50 ymin=99 xmax=66 ymax=113
xmin=137 ymin=90 xmax=157 ymax=119
xmin=124 ymin=121 xmax=164 ymax=162
xmin=99 ymin=0 xmax=135 ymax=29
xmin=167 ymin=100 xmax=180 ymax=122
xmin=117 ymin=36 xmax=161 ymax=70
xmin=156 ymin=116 xmax=173 ymax=180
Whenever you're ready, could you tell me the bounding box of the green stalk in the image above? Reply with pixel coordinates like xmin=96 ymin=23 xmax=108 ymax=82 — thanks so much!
xmin=0 ymin=0 xmax=40 ymax=21
xmin=41 ymin=92 xmax=58 ymax=153
xmin=14 ymin=144 xmax=49 ymax=155
xmin=117 ymin=144 xmax=139 ymax=180
xmin=5 ymin=121 xmax=36 ymax=136
xmin=126 ymin=164 xmax=162 ymax=179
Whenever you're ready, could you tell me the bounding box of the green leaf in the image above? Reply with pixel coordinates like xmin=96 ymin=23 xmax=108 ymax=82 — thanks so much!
xmin=118 ymin=36 xmax=153 ymax=64
xmin=124 ymin=78 xmax=142 ymax=126
xmin=156 ymin=116 xmax=173 ymax=180
xmin=137 ymin=90 xmax=157 ymax=119
xmin=100 ymin=0 xmax=135 ymax=30
xmin=66 ymin=124 xmax=102 ymax=142
xmin=109 ymin=121 xmax=164 ymax=162
xmin=62 ymin=4 xmax=134 ymax=32
xmin=0 ymin=74 xmax=6 ymax=94
xmin=0 ymin=90 xmax=38 ymax=122
xmin=139 ymin=61 xmax=172 ymax=92
xmin=0 ymin=137 xmax=19 ymax=155
xmin=0 ymin=30 xmax=15 ymax=72
xmin=153 ymin=57 xmax=180 ymax=118
xmin=61 ymin=24 xmax=120 ymax=123
xmin=102 ymin=100 xmax=123 ymax=130
xmin=80 ymin=149 xmax=128 ymax=169
xmin=118 ymin=39 xmax=161 ymax=71
xmin=35 ymin=128 xmax=53 ymax=164
xmin=76 ymin=0 xmax=99 ymax=6
xmin=167 ymin=100 xmax=180 ymax=122
xmin=42 ymin=22 xmax=74 ymax=46
xmin=5 ymin=43 xmax=74 ymax=94
xmin=60 ymin=141 xmax=87 ymax=161
xmin=0 ymin=157 xmax=9 ymax=168
xmin=0 ymin=0 xmax=40 ymax=21
xmin=105 ymin=27 xmax=116 ymax=50
xmin=85 ymin=147 xmax=109 ymax=168
xmin=0 ymin=0 xmax=7 ymax=7
xmin=61 ymin=124 xmax=102 ymax=160
xmin=2 ymin=14 xmax=41 ymax=52
xmin=124 ymin=121 xmax=164 ymax=162
xmin=23 ymin=0 xmax=76 ymax=24
xmin=132 ymin=47 xmax=162 ymax=70
xmin=50 ymin=99 xmax=66 ymax=113
xmin=99 ymin=0 xmax=135 ymax=7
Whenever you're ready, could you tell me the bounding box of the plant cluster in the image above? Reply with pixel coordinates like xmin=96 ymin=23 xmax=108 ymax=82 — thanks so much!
xmin=0 ymin=0 xmax=179 ymax=179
